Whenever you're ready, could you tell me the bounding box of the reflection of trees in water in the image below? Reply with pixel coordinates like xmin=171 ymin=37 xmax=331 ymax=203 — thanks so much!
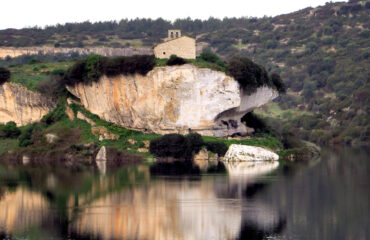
xmin=238 ymin=218 xmax=286 ymax=240
xmin=0 ymin=160 xmax=288 ymax=240
xmin=0 ymin=165 xmax=149 ymax=239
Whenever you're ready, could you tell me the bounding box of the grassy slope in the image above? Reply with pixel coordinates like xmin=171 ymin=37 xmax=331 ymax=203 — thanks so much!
xmin=8 ymin=62 xmax=72 ymax=90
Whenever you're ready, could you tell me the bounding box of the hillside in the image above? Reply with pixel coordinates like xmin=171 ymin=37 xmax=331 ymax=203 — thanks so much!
xmin=0 ymin=0 xmax=369 ymax=145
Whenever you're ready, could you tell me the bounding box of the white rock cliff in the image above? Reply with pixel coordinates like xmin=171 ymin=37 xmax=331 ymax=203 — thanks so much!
xmin=67 ymin=64 xmax=278 ymax=137
xmin=0 ymin=82 xmax=56 ymax=126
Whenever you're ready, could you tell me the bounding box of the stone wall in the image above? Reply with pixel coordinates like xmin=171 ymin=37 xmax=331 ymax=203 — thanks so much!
xmin=154 ymin=36 xmax=196 ymax=59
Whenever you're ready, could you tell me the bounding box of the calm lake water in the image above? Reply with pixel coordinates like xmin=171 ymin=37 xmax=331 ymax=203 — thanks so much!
xmin=0 ymin=147 xmax=368 ymax=240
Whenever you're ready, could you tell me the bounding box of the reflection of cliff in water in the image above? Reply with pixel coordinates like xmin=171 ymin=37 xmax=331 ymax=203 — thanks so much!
xmin=70 ymin=161 xmax=283 ymax=240
xmin=0 ymin=160 xmax=284 ymax=240
xmin=0 ymin=187 xmax=50 ymax=233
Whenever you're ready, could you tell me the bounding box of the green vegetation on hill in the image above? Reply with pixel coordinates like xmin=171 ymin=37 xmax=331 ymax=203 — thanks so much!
xmin=7 ymin=61 xmax=72 ymax=90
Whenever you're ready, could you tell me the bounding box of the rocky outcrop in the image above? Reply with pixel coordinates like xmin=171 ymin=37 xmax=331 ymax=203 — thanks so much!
xmin=0 ymin=82 xmax=56 ymax=126
xmin=223 ymin=144 xmax=279 ymax=162
xmin=67 ymin=64 xmax=278 ymax=137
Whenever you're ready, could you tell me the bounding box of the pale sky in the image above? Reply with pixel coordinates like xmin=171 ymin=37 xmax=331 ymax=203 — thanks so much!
xmin=1 ymin=0 xmax=345 ymax=30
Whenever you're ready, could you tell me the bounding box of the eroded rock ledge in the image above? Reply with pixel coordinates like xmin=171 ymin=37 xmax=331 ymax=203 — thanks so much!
xmin=67 ymin=64 xmax=278 ymax=137
xmin=0 ymin=82 xmax=56 ymax=126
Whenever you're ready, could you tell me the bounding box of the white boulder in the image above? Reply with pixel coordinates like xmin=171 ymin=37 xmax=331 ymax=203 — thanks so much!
xmin=223 ymin=144 xmax=279 ymax=162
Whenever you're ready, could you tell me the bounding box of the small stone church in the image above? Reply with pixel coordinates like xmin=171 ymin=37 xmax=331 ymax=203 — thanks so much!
xmin=154 ymin=30 xmax=196 ymax=59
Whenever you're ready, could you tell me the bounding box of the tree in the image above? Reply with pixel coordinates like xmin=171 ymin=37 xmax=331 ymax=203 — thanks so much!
xmin=302 ymin=82 xmax=316 ymax=100
xmin=227 ymin=56 xmax=271 ymax=92
xmin=271 ymin=73 xmax=286 ymax=93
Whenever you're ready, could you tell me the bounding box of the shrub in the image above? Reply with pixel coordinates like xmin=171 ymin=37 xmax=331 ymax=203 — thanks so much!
xmin=199 ymin=51 xmax=225 ymax=66
xmin=271 ymin=73 xmax=286 ymax=93
xmin=0 ymin=122 xmax=21 ymax=139
xmin=185 ymin=133 xmax=204 ymax=155
xmin=41 ymin=105 xmax=67 ymax=125
xmin=149 ymin=133 xmax=204 ymax=160
xmin=18 ymin=125 xmax=34 ymax=147
xmin=204 ymin=141 xmax=228 ymax=156
xmin=166 ymin=55 xmax=187 ymax=66
xmin=65 ymin=55 xmax=155 ymax=85
xmin=85 ymin=54 xmax=105 ymax=80
xmin=65 ymin=60 xmax=86 ymax=85
xmin=227 ymin=56 xmax=272 ymax=93
xmin=0 ymin=67 xmax=10 ymax=85
xmin=149 ymin=134 xmax=187 ymax=158
xmin=36 ymin=74 xmax=65 ymax=97
xmin=28 ymin=58 xmax=41 ymax=65
xmin=281 ymin=130 xmax=304 ymax=149
xmin=241 ymin=112 xmax=271 ymax=134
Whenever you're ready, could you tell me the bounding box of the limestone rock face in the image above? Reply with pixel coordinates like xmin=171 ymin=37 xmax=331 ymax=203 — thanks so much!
xmin=223 ymin=144 xmax=279 ymax=162
xmin=67 ymin=64 xmax=278 ymax=137
xmin=0 ymin=83 xmax=56 ymax=126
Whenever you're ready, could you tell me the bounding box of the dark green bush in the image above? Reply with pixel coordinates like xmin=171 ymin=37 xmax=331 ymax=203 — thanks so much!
xmin=166 ymin=55 xmax=187 ymax=66
xmin=35 ymin=74 xmax=65 ymax=97
xmin=41 ymin=105 xmax=67 ymax=125
xmin=28 ymin=58 xmax=40 ymax=65
xmin=0 ymin=122 xmax=21 ymax=139
xmin=65 ymin=60 xmax=86 ymax=84
xmin=281 ymin=130 xmax=304 ymax=149
xmin=199 ymin=51 xmax=225 ymax=67
xmin=65 ymin=55 xmax=155 ymax=85
xmin=204 ymin=141 xmax=228 ymax=156
xmin=149 ymin=133 xmax=204 ymax=160
xmin=241 ymin=112 xmax=271 ymax=134
xmin=18 ymin=125 xmax=34 ymax=147
xmin=0 ymin=67 xmax=10 ymax=85
xmin=149 ymin=134 xmax=187 ymax=158
xmin=85 ymin=54 xmax=105 ymax=80
xmin=227 ymin=56 xmax=272 ymax=93
xmin=185 ymin=133 xmax=204 ymax=155
xmin=271 ymin=73 xmax=286 ymax=93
